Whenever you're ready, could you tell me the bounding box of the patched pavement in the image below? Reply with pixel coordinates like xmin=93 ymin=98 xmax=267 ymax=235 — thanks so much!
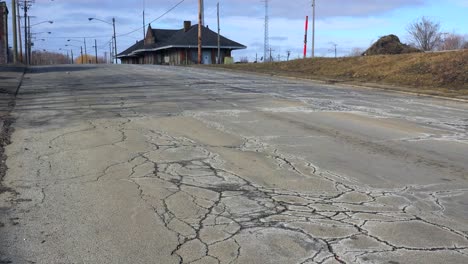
xmin=1 ymin=65 xmax=467 ymax=264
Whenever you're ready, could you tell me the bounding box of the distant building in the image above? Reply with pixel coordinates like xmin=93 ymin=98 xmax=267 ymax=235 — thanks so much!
xmin=0 ymin=1 xmax=8 ymax=64
xmin=117 ymin=21 xmax=246 ymax=65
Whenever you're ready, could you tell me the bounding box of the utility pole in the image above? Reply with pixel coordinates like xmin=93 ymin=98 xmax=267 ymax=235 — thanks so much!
xmin=12 ymin=0 xmax=18 ymax=63
xmin=264 ymin=0 xmax=269 ymax=63
xmin=112 ymin=17 xmax=117 ymax=64
xmin=94 ymin=39 xmax=98 ymax=64
xmin=17 ymin=3 xmax=22 ymax=62
xmin=71 ymin=49 xmax=73 ymax=64
xmin=83 ymin=37 xmax=87 ymax=63
xmin=200 ymin=0 xmax=204 ymax=26
xmin=329 ymin=43 xmax=337 ymax=58
xmin=312 ymin=0 xmax=315 ymax=58
xmin=268 ymin=47 xmax=274 ymax=62
xmin=217 ymin=1 xmax=220 ymax=64
xmin=23 ymin=1 xmax=28 ymax=64
xmin=80 ymin=46 xmax=83 ymax=64
xmin=198 ymin=0 xmax=202 ymax=64
xmin=109 ymin=41 xmax=112 ymax=64
xmin=142 ymin=0 xmax=146 ymax=39
xmin=27 ymin=16 xmax=31 ymax=64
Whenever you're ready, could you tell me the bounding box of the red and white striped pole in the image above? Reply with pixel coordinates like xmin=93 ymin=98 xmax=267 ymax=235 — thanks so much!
xmin=304 ymin=16 xmax=309 ymax=59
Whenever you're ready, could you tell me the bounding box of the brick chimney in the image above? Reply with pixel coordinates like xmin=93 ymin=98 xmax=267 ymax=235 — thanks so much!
xmin=183 ymin=21 xmax=191 ymax=32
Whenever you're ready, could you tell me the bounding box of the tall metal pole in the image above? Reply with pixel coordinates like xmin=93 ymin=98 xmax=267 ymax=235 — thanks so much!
xmin=303 ymin=16 xmax=308 ymax=59
xmin=217 ymin=1 xmax=220 ymax=64
xmin=12 ymin=0 xmax=18 ymax=63
xmin=197 ymin=0 xmax=202 ymax=64
xmin=24 ymin=1 xmax=28 ymax=64
xmin=94 ymin=39 xmax=98 ymax=64
xmin=143 ymin=0 xmax=146 ymax=39
xmin=83 ymin=37 xmax=87 ymax=63
xmin=17 ymin=2 xmax=22 ymax=62
xmin=28 ymin=16 xmax=31 ymax=64
xmin=109 ymin=41 xmax=112 ymax=64
xmin=112 ymin=18 xmax=117 ymax=64
xmin=71 ymin=49 xmax=73 ymax=64
xmin=312 ymin=0 xmax=315 ymax=58
xmin=80 ymin=46 xmax=83 ymax=64
xmin=264 ymin=0 xmax=269 ymax=63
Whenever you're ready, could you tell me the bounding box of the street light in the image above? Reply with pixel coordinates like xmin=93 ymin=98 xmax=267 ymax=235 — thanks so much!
xmin=57 ymin=48 xmax=72 ymax=64
xmin=67 ymin=38 xmax=87 ymax=63
xmin=30 ymin=20 xmax=53 ymax=27
xmin=92 ymin=39 xmax=99 ymax=64
xmin=89 ymin=17 xmax=117 ymax=64
xmin=32 ymin=31 xmax=51 ymax=35
xmin=66 ymin=44 xmax=83 ymax=64
xmin=61 ymin=46 xmax=75 ymax=64
xmin=24 ymin=20 xmax=53 ymax=65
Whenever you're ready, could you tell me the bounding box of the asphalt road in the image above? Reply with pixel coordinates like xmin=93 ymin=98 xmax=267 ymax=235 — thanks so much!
xmin=1 ymin=64 xmax=468 ymax=264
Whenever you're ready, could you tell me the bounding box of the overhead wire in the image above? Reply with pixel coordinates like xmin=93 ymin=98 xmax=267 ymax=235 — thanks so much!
xmin=44 ymin=0 xmax=185 ymax=40
xmin=117 ymin=0 xmax=186 ymax=38
xmin=32 ymin=0 xmax=187 ymax=52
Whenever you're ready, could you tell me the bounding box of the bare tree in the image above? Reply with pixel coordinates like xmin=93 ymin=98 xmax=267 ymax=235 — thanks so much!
xmin=463 ymin=35 xmax=468 ymax=49
xmin=348 ymin=47 xmax=364 ymax=57
xmin=407 ymin=16 xmax=442 ymax=51
xmin=31 ymin=51 xmax=69 ymax=65
xmin=239 ymin=56 xmax=249 ymax=63
xmin=440 ymin=33 xmax=464 ymax=50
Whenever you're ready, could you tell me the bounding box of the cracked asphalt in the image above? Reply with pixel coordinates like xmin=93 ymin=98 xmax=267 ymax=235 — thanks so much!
xmin=1 ymin=64 xmax=468 ymax=264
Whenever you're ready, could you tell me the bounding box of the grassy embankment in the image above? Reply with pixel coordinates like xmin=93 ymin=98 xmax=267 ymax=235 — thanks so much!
xmin=213 ymin=50 xmax=468 ymax=99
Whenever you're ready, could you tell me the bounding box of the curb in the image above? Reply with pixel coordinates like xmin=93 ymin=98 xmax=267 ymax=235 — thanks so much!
xmin=15 ymin=66 xmax=26 ymax=96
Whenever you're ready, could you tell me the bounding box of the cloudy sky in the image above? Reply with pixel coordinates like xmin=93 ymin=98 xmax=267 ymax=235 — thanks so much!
xmin=4 ymin=0 xmax=468 ymax=61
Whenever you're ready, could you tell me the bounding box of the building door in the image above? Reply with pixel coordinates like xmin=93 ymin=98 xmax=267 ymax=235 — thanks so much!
xmin=202 ymin=51 xmax=211 ymax=64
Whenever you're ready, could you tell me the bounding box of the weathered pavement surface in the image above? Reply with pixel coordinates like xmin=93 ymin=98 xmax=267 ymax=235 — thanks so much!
xmin=0 ymin=66 xmax=24 ymax=190
xmin=1 ymin=64 xmax=468 ymax=264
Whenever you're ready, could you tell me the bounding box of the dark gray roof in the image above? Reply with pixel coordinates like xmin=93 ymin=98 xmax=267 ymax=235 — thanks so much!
xmin=118 ymin=24 xmax=246 ymax=58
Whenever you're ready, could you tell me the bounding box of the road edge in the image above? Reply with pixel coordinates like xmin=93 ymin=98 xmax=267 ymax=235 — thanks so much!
xmin=0 ymin=66 xmax=26 ymax=194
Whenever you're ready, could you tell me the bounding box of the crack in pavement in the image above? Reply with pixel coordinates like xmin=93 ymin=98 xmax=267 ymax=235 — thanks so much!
xmin=3 ymin=65 xmax=468 ymax=264
xmin=69 ymin=120 xmax=466 ymax=263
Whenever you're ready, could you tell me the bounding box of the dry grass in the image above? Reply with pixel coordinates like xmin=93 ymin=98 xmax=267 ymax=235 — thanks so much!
xmin=210 ymin=50 xmax=468 ymax=99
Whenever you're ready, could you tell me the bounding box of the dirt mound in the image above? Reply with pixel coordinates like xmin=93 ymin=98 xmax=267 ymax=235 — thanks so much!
xmin=363 ymin=35 xmax=421 ymax=56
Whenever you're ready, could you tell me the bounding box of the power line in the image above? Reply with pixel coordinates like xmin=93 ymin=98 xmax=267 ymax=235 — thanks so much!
xmin=44 ymin=0 xmax=186 ymax=40
xmin=118 ymin=0 xmax=186 ymax=38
